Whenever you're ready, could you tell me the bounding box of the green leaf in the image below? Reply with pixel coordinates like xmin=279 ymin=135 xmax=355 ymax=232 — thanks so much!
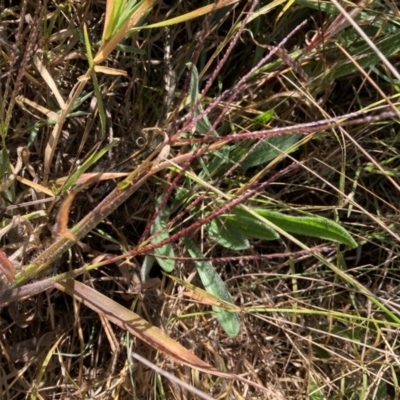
xmin=228 ymin=213 xmax=279 ymax=241
xmin=141 ymin=196 xmax=175 ymax=281
xmin=28 ymin=122 xmax=40 ymax=148
xmin=114 ymin=44 xmax=146 ymax=54
xmin=140 ymin=255 xmax=155 ymax=282
xmin=182 ymin=238 xmax=240 ymax=337
xmin=253 ymin=110 xmax=274 ymax=125
xmin=206 ymin=216 xmax=249 ymax=250
xmin=188 ymin=63 xmax=229 ymax=180
xmin=114 ymin=0 xmax=143 ymax=36
xmin=325 ymin=31 xmax=400 ymax=81
xmin=295 ymin=0 xmax=355 ymax=14
xmin=0 ymin=149 xmax=10 ymax=179
xmin=253 ymin=208 xmax=357 ymax=247
xmin=376 ymin=381 xmax=388 ymax=399
xmin=317 ymin=324 xmax=362 ymax=344
xmin=232 ymin=134 xmax=301 ymax=169
xmin=312 ymin=343 xmax=330 ymax=359
xmin=188 ymin=63 xmax=217 ymax=136
xmin=309 ymin=384 xmax=325 ymax=400
xmin=0 ymin=149 xmax=15 ymax=202
xmin=200 ymin=145 xmax=232 ymax=179
xmin=103 ymin=0 xmax=143 ymax=41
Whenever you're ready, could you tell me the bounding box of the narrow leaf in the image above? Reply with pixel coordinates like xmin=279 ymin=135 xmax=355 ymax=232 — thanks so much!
xmin=59 ymin=139 xmax=119 ymax=193
xmin=183 ymin=238 xmax=240 ymax=337
xmin=188 ymin=64 xmax=217 ymax=136
xmin=254 ymin=208 xmax=357 ymax=247
xmin=141 ymin=255 xmax=155 ymax=282
xmin=233 ymin=134 xmax=301 ymax=169
xmin=142 ymin=196 xmax=175 ymax=280
xmin=0 ymin=149 xmax=10 ymax=179
xmin=325 ymin=31 xmax=400 ymax=81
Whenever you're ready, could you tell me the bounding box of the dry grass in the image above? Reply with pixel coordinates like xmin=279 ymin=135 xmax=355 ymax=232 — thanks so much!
xmin=1 ymin=0 xmax=400 ymax=399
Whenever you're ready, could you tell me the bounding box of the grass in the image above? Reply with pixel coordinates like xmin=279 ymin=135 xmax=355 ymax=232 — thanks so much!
xmin=1 ymin=0 xmax=400 ymax=398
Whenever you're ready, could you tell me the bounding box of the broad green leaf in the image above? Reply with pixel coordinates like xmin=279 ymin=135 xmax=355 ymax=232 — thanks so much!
xmin=293 ymin=3 xmax=397 ymax=36
xmin=232 ymin=134 xmax=301 ymax=169
xmin=253 ymin=208 xmax=357 ymax=247
xmin=189 ymin=63 xmax=229 ymax=180
xmin=70 ymin=91 xmax=94 ymax=112
xmin=141 ymin=196 xmax=175 ymax=281
xmin=183 ymin=238 xmax=240 ymax=337
xmin=369 ymin=65 xmax=400 ymax=85
xmin=206 ymin=216 xmax=249 ymax=250
xmin=46 ymin=93 xmax=94 ymax=124
xmin=114 ymin=44 xmax=146 ymax=54
xmin=294 ymin=0 xmax=342 ymax=13
xmin=228 ymin=213 xmax=279 ymax=241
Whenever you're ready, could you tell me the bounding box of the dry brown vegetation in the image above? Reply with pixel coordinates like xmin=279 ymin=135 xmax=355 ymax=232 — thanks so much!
xmin=1 ymin=0 xmax=400 ymax=399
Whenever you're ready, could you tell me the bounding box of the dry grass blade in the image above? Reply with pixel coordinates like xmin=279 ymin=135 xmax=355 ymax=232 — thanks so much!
xmin=54 ymin=279 xmax=268 ymax=392
xmin=130 ymin=352 xmax=218 ymax=400
xmin=0 ymin=249 xmax=16 ymax=283
xmin=94 ymin=0 xmax=156 ymax=64
xmin=43 ymin=70 xmax=91 ymax=182
xmin=15 ymin=95 xmax=60 ymax=122
xmin=33 ymin=51 xmax=66 ymax=109
xmin=305 ymin=0 xmax=373 ymax=53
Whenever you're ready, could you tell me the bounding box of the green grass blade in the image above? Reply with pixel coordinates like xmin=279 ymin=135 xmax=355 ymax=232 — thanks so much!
xmin=59 ymin=139 xmax=119 ymax=193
